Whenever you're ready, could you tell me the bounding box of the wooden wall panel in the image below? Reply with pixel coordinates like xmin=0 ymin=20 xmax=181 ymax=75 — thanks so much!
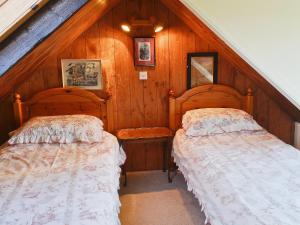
xmin=0 ymin=0 xmax=295 ymax=170
xmin=169 ymin=12 xmax=185 ymax=95
xmin=218 ymin=60 xmax=295 ymax=144
xmin=0 ymin=96 xmax=15 ymax=144
xmin=162 ymin=0 xmax=300 ymax=122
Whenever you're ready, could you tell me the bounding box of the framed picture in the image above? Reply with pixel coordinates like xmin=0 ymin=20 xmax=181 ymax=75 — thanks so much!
xmin=187 ymin=52 xmax=218 ymax=89
xmin=134 ymin=37 xmax=155 ymax=66
xmin=61 ymin=59 xmax=102 ymax=89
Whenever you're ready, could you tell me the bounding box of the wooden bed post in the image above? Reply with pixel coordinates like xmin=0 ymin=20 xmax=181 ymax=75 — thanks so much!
xmin=246 ymin=88 xmax=254 ymax=116
xmin=169 ymin=90 xmax=176 ymax=132
xmin=13 ymin=93 xmax=23 ymax=127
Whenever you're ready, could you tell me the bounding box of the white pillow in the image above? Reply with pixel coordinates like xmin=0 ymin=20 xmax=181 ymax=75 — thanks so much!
xmin=182 ymin=108 xmax=263 ymax=137
xmin=8 ymin=115 xmax=104 ymax=145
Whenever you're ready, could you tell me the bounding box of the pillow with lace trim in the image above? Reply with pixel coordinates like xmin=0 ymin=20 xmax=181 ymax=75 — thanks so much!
xmin=182 ymin=108 xmax=263 ymax=137
xmin=8 ymin=115 xmax=104 ymax=144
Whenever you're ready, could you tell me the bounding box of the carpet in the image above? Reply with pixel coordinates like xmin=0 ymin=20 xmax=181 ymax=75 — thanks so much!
xmin=119 ymin=170 xmax=206 ymax=225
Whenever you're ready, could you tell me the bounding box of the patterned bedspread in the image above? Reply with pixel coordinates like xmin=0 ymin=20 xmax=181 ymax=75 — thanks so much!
xmin=0 ymin=132 xmax=126 ymax=225
xmin=173 ymin=129 xmax=300 ymax=225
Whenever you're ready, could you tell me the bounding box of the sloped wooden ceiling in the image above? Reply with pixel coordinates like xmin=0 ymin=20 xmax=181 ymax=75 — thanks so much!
xmin=0 ymin=0 xmax=297 ymax=169
xmin=161 ymin=0 xmax=300 ymax=122
xmin=181 ymin=0 xmax=300 ymax=111
xmin=0 ymin=0 xmax=121 ymax=99
xmin=1 ymin=0 xmax=299 ymax=122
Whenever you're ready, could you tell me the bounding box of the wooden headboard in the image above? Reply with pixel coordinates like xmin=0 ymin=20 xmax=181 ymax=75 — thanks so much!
xmin=169 ymin=84 xmax=253 ymax=131
xmin=13 ymin=88 xmax=114 ymax=132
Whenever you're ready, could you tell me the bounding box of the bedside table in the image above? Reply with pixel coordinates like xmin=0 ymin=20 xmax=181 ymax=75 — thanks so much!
xmin=116 ymin=127 xmax=174 ymax=186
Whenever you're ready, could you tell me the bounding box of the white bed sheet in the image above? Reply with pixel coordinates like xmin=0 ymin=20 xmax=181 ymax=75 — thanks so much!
xmin=0 ymin=131 xmax=126 ymax=225
xmin=173 ymin=129 xmax=300 ymax=225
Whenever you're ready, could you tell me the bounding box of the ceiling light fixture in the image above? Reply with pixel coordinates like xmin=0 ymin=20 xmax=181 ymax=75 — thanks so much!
xmin=154 ymin=25 xmax=164 ymax=33
xmin=121 ymin=17 xmax=165 ymax=33
xmin=121 ymin=23 xmax=131 ymax=32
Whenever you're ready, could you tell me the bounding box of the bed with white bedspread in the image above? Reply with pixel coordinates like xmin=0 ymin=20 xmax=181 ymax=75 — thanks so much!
xmin=0 ymin=88 xmax=125 ymax=225
xmin=173 ymin=128 xmax=300 ymax=225
xmin=0 ymin=131 xmax=125 ymax=225
xmin=168 ymin=84 xmax=300 ymax=225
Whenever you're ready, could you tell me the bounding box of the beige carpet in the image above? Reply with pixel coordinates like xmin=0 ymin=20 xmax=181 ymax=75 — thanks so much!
xmin=119 ymin=171 xmax=206 ymax=225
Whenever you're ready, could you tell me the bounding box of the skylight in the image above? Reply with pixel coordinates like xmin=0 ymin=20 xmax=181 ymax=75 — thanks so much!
xmin=0 ymin=0 xmax=49 ymax=42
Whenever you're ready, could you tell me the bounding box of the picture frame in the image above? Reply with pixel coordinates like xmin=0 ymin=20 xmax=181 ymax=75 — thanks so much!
xmin=61 ymin=59 xmax=102 ymax=89
xmin=134 ymin=37 xmax=155 ymax=67
xmin=187 ymin=52 xmax=218 ymax=89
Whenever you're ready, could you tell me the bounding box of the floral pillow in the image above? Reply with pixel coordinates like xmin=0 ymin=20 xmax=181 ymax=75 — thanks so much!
xmin=182 ymin=108 xmax=263 ymax=137
xmin=8 ymin=115 xmax=104 ymax=145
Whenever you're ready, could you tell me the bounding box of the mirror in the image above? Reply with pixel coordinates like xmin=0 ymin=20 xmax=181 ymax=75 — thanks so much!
xmin=187 ymin=52 xmax=218 ymax=89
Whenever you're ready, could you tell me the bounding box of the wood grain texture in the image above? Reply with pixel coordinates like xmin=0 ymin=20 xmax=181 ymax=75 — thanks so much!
xmin=116 ymin=127 xmax=173 ymax=140
xmin=13 ymin=88 xmax=113 ymax=132
xmin=0 ymin=0 xmax=296 ymax=170
xmin=169 ymin=84 xmax=253 ymax=131
xmin=161 ymin=0 xmax=300 ymax=122
xmin=0 ymin=0 xmax=121 ymax=99
xmin=116 ymin=126 xmax=173 ymax=174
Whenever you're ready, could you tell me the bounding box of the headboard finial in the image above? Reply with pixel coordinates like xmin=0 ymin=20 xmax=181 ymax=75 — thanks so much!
xmin=13 ymin=93 xmax=23 ymax=127
xmin=247 ymin=88 xmax=253 ymax=96
xmin=14 ymin=93 xmax=21 ymax=102
xmin=169 ymin=89 xmax=175 ymax=98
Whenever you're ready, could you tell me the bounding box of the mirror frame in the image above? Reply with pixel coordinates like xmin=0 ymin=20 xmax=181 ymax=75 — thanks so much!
xmin=187 ymin=52 xmax=218 ymax=89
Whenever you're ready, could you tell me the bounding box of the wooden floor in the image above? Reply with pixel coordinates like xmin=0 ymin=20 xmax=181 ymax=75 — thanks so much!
xmin=119 ymin=171 xmax=206 ymax=225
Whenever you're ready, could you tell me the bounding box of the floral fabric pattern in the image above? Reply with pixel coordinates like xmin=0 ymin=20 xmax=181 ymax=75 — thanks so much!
xmin=0 ymin=132 xmax=126 ymax=225
xmin=182 ymin=108 xmax=263 ymax=137
xmin=8 ymin=115 xmax=104 ymax=145
xmin=173 ymin=129 xmax=300 ymax=225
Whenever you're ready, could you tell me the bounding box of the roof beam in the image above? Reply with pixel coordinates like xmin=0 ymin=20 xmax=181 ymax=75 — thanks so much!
xmin=0 ymin=0 xmax=121 ymax=100
xmin=161 ymin=0 xmax=300 ymax=121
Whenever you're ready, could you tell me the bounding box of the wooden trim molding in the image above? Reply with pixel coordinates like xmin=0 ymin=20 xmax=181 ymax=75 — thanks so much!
xmin=169 ymin=84 xmax=253 ymax=131
xmin=161 ymin=0 xmax=300 ymax=121
xmin=0 ymin=0 xmax=121 ymax=100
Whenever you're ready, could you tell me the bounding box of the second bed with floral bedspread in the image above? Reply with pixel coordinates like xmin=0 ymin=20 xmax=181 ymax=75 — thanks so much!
xmin=173 ymin=129 xmax=300 ymax=225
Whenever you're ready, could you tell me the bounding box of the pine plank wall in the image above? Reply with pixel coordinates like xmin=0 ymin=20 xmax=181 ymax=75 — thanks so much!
xmin=0 ymin=0 xmax=295 ymax=171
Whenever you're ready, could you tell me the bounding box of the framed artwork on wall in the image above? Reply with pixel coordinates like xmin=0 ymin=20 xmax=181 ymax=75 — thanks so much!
xmin=61 ymin=59 xmax=102 ymax=89
xmin=134 ymin=37 xmax=155 ymax=66
xmin=187 ymin=52 xmax=218 ymax=89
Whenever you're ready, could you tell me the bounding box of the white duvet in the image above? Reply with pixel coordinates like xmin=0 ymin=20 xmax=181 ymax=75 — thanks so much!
xmin=0 ymin=132 xmax=126 ymax=225
xmin=173 ymin=129 xmax=300 ymax=225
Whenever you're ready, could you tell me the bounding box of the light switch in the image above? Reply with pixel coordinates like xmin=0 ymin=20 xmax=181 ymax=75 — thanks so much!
xmin=139 ymin=71 xmax=148 ymax=80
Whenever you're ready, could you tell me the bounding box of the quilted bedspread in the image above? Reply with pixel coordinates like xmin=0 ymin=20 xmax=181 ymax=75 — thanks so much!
xmin=0 ymin=132 xmax=125 ymax=225
xmin=173 ymin=129 xmax=300 ymax=225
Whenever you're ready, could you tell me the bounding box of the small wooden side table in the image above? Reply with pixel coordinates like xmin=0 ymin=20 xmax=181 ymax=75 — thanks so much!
xmin=116 ymin=127 xmax=173 ymax=186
